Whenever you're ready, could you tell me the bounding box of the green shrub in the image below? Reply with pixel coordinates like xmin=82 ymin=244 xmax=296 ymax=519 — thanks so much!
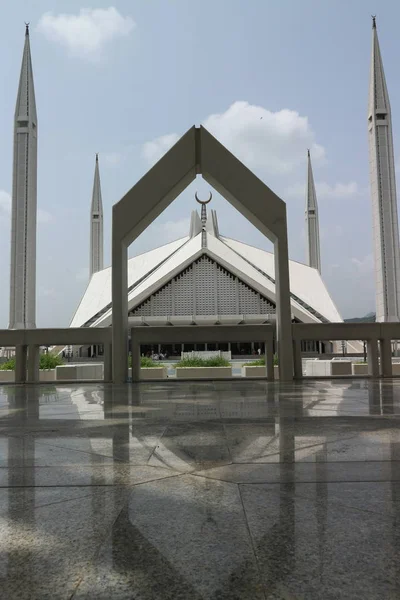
xmin=243 ymin=358 xmax=266 ymax=367
xmin=176 ymin=356 xmax=230 ymax=368
xmin=140 ymin=356 xmax=163 ymax=368
xmin=243 ymin=354 xmax=279 ymax=367
xmin=0 ymin=353 xmax=63 ymax=371
xmin=0 ymin=358 xmax=15 ymax=370
xmin=40 ymin=353 xmax=63 ymax=370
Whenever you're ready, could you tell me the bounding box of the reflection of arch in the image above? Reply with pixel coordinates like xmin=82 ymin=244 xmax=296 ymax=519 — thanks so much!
xmin=112 ymin=126 xmax=293 ymax=382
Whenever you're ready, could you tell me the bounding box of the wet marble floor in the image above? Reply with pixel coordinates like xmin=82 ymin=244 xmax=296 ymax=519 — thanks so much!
xmin=1 ymin=378 xmax=400 ymax=598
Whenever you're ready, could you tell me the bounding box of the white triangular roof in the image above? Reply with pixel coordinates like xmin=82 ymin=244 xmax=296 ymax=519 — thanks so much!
xmin=71 ymin=217 xmax=342 ymax=328
xmin=70 ymin=236 xmax=189 ymax=327
xmin=221 ymin=236 xmax=342 ymax=323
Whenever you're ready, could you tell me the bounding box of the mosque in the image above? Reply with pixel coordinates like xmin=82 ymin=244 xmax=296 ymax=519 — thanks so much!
xmin=7 ymin=19 xmax=399 ymax=359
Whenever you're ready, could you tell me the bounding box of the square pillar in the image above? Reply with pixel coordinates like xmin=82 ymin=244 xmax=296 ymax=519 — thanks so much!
xmin=15 ymin=345 xmax=27 ymax=383
xmin=274 ymin=226 xmax=293 ymax=381
xmin=103 ymin=343 xmax=112 ymax=382
xmin=293 ymin=338 xmax=303 ymax=379
xmin=131 ymin=333 xmax=140 ymax=383
xmin=367 ymin=340 xmax=379 ymax=378
xmin=112 ymin=237 xmax=128 ymax=383
xmin=380 ymin=338 xmax=392 ymax=378
xmin=27 ymin=345 xmax=40 ymax=383
xmin=265 ymin=337 xmax=274 ymax=380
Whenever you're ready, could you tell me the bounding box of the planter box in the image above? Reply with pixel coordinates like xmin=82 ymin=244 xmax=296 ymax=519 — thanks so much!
xmin=176 ymin=366 xmax=232 ymax=379
xmin=392 ymin=363 xmax=400 ymax=376
xmin=306 ymin=360 xmax=352 ymax=377
xmin=243 ymin=365 xmax=267 ymax=378
xmin=56 ymin=363 xmax=103 ymax=381
xmin=352 ymin=363 xmax=368 ymax=375
xmin=39 ymin=369 xmax=56 ymax=381
xmin=242 ymin=365 xmax=279 ymax=379
xmin=140 ymin=367 xmax=167 ymax=380
xmin=0 ymin=370 xmax=14 ymax=382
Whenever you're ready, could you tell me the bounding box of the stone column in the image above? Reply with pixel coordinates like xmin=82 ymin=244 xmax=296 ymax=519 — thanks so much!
xmin=380 ymin=338 xmax=392 ymax=377
xmin=265 ymin=337 xmax=274 ymax=380
xmin=293 ymin=338 xmax=303 ymax=379
xmin=103 ymin=343 xmax=112 ymax=382
xmin=274 ymin=224 xmax=293 ymax=381
xmin=15 ymin=345 xmax=27 ymax=383
xmin=131 ymin=335 xmax=140 ymax=383
xmin=112 ymin=237 xmax=128 ymax=383
xmin=367 ymin=339 xmax=379 ymax=377
xmin=27 ymin=345 xmax=39 ymax=383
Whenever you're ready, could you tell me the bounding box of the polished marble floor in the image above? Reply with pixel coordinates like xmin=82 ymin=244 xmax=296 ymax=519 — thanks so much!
xmin=1 ymin=379 xmax=400 ymax=599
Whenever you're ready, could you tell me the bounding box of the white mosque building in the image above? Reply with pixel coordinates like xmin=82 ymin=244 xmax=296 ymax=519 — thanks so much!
xmin=6 ymin=19 xmax=398 ymax=360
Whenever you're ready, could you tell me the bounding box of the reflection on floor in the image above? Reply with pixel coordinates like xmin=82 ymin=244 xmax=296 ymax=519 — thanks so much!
xmin=1 ymin=379 xmax=400 ymax=599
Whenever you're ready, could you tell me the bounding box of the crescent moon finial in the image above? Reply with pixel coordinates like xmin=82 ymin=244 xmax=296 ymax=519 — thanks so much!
xmin=195 ymin=191 xmax=212 ymax=205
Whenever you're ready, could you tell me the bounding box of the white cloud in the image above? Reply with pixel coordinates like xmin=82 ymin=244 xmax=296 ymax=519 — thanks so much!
xmin=154 ymin=218 xmax=190 ymax=243
xmin=142 ymin=101 xmax=324 ymax=173
xmin=142 ymin=134 xmax=180 ymax=165
xmin=38 ymin=286 xmax=57 ymax=298
xmin=0 ymin=190 xmax=11 ymax=220
xmin=285 ymin=181 xmax=361 ymax=200
xmin=37 ymin=7 xmax=135 ymax=60
xmin=0 ymin=191 xmax=52 ymax=224
xmin=317 ymin=181 xmax=361 ymax=199
xmin=38 ymin=209 xmax=53 ymax=224
xmin=351 ymin=254 xmax=374 ymax=274
xmin=203 ymin=101 xmax=325 ymax=173
xmin=76 ymin=267 xmax=89 ymax=282
xmin=102 ymin=152 xmax=123 ymax=166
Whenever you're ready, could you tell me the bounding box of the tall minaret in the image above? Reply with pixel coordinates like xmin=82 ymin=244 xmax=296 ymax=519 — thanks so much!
xmin=90 ymin=154 xmax=104 ymax=277
xmin=368 ymin=16 xmax=400 ymax=322
xmin=9 ymin=25 xmax=38 ymax=329
xmin=305 ymin=150 xmax=321 ymax=273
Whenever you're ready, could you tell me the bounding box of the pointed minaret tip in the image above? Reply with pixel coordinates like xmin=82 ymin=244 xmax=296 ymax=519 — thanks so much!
xmin=372 ymin=15 xmax=376 ymax=29
xmin=307 ymin=148 xmax=310 ymax=158
xmin=96 ymin=152 xmax=99 ymax=162
xmin=25 ymin=22 xmax=30 ymax=36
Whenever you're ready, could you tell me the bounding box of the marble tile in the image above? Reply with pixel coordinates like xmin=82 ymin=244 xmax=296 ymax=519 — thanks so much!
xmin=0 ymin=464 xmax=178 ymax=487
xmin=0 ymin=487 xmax=130 ymax=600
xmin=240 ymin=482 xmax=400 ymax=599
xmin=148 ymin=421 xmax=232 ymax=472
xmin=74 ymin=475 xmax=264 ymax=599
xmin=2 ymin=380 xmax=400 ymax=597
xmin=195 ymin=461 xmax=400 ymax=484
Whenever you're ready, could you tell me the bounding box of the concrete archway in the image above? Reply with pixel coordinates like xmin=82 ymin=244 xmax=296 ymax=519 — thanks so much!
xmin=112 ymin=126 xmax=293 ymax=382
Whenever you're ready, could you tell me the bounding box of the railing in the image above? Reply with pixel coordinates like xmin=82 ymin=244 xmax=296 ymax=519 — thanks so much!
xmin=292 ymin=322 xmax=399 ymax=378
xmin=2 ymin=322 xmax=399 ymax=384
xmin=0 ymin=328 xmax=112 ymax=383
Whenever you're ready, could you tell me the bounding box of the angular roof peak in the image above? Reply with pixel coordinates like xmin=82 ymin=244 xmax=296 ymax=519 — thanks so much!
xmin=306 ymin=151 xmax=317 ymax=211
xmin=15 ymin=24 xmax=37 ymax=122
xmin=91 ymin=154 xmax=103 ymax=215
xmin=369 ymin=16 xmax=390 ymax=115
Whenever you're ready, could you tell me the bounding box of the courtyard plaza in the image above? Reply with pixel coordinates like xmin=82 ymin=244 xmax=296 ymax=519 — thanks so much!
xmin=0 ymin=378 xmax=400 ymax=598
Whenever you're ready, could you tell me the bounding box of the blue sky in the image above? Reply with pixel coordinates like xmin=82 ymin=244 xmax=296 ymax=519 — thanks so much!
xmin=0 ymin=0 xmax=399 ymax=326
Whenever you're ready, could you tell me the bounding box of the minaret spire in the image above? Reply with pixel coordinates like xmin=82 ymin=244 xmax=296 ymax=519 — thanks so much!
xmin=305 ymin=150 xmax=321 ymax=273
xmin=90 ymin=153 xmax=104 ymax=277
xmin=9 ymin=25 xmax=38 ymax=329
xmin=368 ymin=18 xmax=400 ymax=321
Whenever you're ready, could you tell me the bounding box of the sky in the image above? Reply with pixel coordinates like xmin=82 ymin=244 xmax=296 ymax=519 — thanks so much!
xmin=0 ymin=0 xmax=399 ymax=327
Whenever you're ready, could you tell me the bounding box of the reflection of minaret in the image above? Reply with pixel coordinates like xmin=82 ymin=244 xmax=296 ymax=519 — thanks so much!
xmin=9 ymin=25 xmax=38 ymax=329
xmin=90 ymin=153 xmax=104 ymax=277
xmin=305 ymin=150 xmax=321 ymax=273
xmin=368 ymin=17 xmax=400 ymax=322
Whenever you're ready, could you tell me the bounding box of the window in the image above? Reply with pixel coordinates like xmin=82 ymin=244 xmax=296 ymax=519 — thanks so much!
xmin=376 ymin=114 xmax=386 ymax=120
